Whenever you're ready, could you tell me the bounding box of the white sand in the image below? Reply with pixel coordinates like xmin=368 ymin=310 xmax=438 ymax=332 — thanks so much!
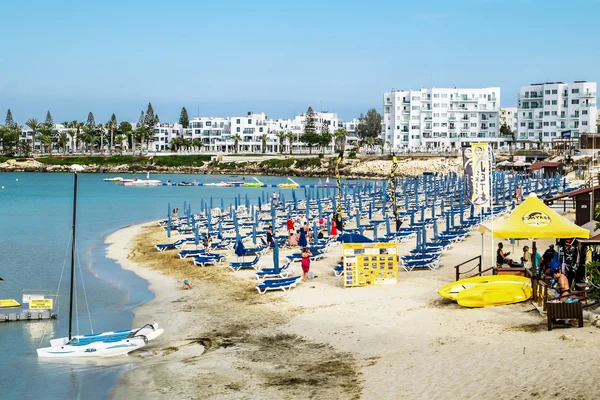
xmin=108 ymin=220 xmax=600 ymax=400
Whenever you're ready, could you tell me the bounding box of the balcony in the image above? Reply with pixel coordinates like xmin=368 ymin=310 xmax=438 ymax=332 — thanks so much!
xmin=580 ymin=92 xmax=596 ymax=98
xmin=480 ymin=125 xmax=488 ymax=130
xmin=521 ymin=93 xmax=543 ymax=99
xmin=450 ymin=96 xmax=478 ymax=102
xmin=570 ymin=114 xmax=579 ymax=118
xmin=423 ymin=133 xmax=432 ymax=138
xmin=535 ymin=126 xmax=543 ymax=130
xmin=449 ymin=126 xmax=456 ymax=130
xmin=424 ymin=117 xmax=432 ymax=121
xmin=522 ymin=115 xmax=533 ymax=120
xmin=421 ymin=97 xmax=431 ymax=102
xmin=581 ymin=103 xmax=596 ymax=107
xmin=402 ymin=99 xmax=410 ymax=104
xmin=448 ymin=116 xmax=456 ymax=121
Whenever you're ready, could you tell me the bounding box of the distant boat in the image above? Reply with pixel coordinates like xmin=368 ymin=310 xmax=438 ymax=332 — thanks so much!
xmin=278 ymin=177 xmax=300 ymax=189
xmin=120 ymin=178 xmax=162 ymax=187
xmin=103 ymin=177 xmax=123 ymax=182
xmin=244 ymin=177 xmax=264 ymax=188
xmin=37 ymin=165 xmax=163 ymax=358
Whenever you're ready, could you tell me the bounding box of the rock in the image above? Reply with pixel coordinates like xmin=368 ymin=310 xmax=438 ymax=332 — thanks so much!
xmin=559 ymin=334 xmax=574 ymax=341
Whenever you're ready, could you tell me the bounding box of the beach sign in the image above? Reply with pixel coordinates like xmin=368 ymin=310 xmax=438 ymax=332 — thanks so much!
xmin=29 ymin=299 xmax=53 ymax=310
xmin=343 ymin=243 xmax=398 ymax=287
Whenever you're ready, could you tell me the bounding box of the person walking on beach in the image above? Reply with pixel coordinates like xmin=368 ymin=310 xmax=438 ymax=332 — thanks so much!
xmin=330 ymin=217 xmax=338 ymax=240
xmin=203 ymin=235 xmax=212 ymax=254
xmin=287 ymin=217 xmax=294 ymax=234
xmin=301 ymin=247 xmax=312 ymax=281
xmin=173 ymin=207 xmax=179 ymax=218
xmin=266 ymin=224 xmax=274 ymax=246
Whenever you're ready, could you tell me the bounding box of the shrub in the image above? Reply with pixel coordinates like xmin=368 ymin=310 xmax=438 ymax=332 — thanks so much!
xmin=349 ymin=151 xmax=357 ymax=159
xmin=258 ymin=158 xmax=295 ymax=168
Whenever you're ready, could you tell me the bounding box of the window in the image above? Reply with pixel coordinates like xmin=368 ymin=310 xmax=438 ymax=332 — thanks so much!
xmin=550 ymin=122 xmax=556 ymax=126
xmin=248 ymin=119 xmax=252 ymax=124
xmin=552 ymin=100 xmax=557 ymax=105
xmin=572 ymin=99 xmax=579 ymax=105
xmin=412 ymin=106 xmax=420 ymax=111
xmin=433 ymin=122 xmax=440 ymax=127
xmin=523 ymin=102 xmax=529 ymax=108
xmin=544 ymin=111 xmax=550 ymax=116
xmin=412 ymin=115 xmax=419 ymax=120
xmin=572 ymin=88 xmax=580 ymax=94
xmin=236 ymin=119 xmax=240 ymax=124
xmin=490 ymin=123 xmax=496 ymax=127
xmin=545 ymin=90 xmax=550 ymax=95
xmin=411 ymin=125 xmax=420 ymax=130
xmin=236 ymin=127 xmax=240 ymax=132
xmin=544 ymin=132 xmax=550 ymax=137
xmin=520 ymin=122 xmax=526 ymax=127
xmin=583 ymin=110 xmax=588 ymax=115
xmin=441 ymin=94 xmax=448 ymax=98
xmin=545 ymin=100 xmax=550 ymax=105
xmin=206 ymin=121 xmax=212 ymax=127
xmin=433 ymin=103 xmax=440 ymax=108
xmin=441 ymin=113 xmax=447 ymax=118
xmin=551 ymin=132 xmax=557 ymax=137
xmin=574 ymin=121 xmax=579 ymax=128
xmin=551 ymin=111 xmax=557 ymax=116
xmin=544 ymin=122 xmax=549 ymax=126
xmin=433 ymin=113 xmax=440 ymax=117
xmin=552 ymin=89 xmax=557 ymax=94
xmin=528 ymin=123 xmax=534 ymax=129
xmin=471 ymin=123 xmax=477 ymax=127
xmin=433 ymin=94 xmax=440 ymax=98
xmin=583 ymin=121 xmax=588 ymax=126
xmin=259 ymin=127 xmax=263 ymax=132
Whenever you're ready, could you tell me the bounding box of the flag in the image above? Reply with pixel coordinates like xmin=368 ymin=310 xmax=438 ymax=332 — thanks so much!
xmin=470 ymin=142 xmax=491 ymax=208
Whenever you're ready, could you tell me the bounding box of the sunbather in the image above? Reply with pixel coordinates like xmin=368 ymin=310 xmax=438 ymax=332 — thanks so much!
xmin=182 ymin=279 xmax=192 ymax=290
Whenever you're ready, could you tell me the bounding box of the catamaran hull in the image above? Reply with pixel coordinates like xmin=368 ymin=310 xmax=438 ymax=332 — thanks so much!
xmin=49 ymin=323 xmax=164 ymax=347
xmin=37 ymin=337 xmax=147 ymax=358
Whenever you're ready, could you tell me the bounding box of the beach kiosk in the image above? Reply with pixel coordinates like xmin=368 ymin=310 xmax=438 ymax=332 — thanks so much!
xmin=479 ymin=193 xmax=590 ymax=313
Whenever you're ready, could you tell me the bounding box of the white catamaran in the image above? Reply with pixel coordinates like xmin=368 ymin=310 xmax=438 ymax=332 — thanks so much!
xmin=37 ymin=165 xmax=163 ymax=358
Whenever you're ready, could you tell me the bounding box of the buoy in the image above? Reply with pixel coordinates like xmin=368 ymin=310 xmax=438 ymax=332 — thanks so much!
xmin=15 ymin=179 xmax=18 ymax=182
xmin=1 ymin=186 xmax=4 ymax=189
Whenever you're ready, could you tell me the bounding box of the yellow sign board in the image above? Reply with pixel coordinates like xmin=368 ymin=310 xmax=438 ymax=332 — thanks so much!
xmin=29 ymin=299 xmax=53 ymax=310
xmin=343 ymin=242 xmax=399 ymax=287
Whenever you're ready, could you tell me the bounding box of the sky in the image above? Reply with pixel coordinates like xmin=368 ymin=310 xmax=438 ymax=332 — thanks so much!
xmin=1 ymin=0 xmax=599 ymax=124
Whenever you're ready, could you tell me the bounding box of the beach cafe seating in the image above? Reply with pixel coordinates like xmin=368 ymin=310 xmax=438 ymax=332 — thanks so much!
xmin=255 ymin=276 xmax=302 ymax=294
xmin=255 ymin=262 xmax=294 ymax=280
xmin=229 ymin=256 xmax=263 ymax=272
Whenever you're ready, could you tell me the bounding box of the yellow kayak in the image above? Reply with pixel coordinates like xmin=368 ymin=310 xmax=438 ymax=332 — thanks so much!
xmin=244 ymin=177 xmax=264 ymax=188
xmin=438 ymin=275 xmax=531 ymax=301
xmin=457 ymin=282 xmax=532 ymax=308
xmin=278 ymin=183 xmax=299 ymax=189
xmin=0 ymin=299 xmax=21 ymax=308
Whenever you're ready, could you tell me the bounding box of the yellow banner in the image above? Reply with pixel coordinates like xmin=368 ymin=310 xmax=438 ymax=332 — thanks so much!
xmin=343 ymin=243 xmax=398 ymax=287
xmin=470 ymin=142 xmax=491 ymax=208
xmin=30 ymin=299 xmax=53 ymax=310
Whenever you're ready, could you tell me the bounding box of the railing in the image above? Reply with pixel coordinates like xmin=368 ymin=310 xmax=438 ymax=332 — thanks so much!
xmin=454 ymin=255 xmax=492 ymax=281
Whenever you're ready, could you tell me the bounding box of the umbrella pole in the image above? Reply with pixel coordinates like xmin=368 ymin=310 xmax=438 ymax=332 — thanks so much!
xmin=532 ymin=241 xmax=537 ymax=276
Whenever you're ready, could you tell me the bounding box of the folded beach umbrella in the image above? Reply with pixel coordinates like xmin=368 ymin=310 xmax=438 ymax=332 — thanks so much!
xmin=368 ymin=203 xmax=373 ymax=220
xmin=234 ymin=195 xmax=238 ymax=211
xmin=167 ymin=202 xmax=171 ymax=238
xmin=195 ymin=222 xmax=200 ymax=248
xmin=220 ymin=198 xmax=225 ymax=213
xmin=326 ymin=216 xmax=331 ymax=236
xmin=252 ymin=222 xmax=257 ymax=245
xmin=258 ymin=196 xmax=262 ymax=211
xmin=210 ymin=196 xmax=213 ymax=211
xmin=217 ymin=218 xmax=223 ymax=239
xmin=201 ymin=198 xmax=204 ymax=212
xmin=273 ymin=236 xmax=280 ymax=274
xmin=386 ymin=216 xmax=391 ymax=236
xmin=312 ymin=219 xmax=318 ymax=243
xmin=245 ymin=193 xmax=250 ymax=211
xmin=433 ymin=217 xmax=438 ymax=239
xmin=234 ymin=236 xmax=245 ymax=258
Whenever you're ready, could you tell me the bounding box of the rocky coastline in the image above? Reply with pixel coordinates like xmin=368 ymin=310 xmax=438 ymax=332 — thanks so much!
xmin=0 ymin=156 xmax=463 ymax=178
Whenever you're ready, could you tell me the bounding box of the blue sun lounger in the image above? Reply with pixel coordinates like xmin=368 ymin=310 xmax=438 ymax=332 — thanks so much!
xmin=178 ymin=249 xmax=206 ymax=259
xmin=255 ymin=276 xmax=302 ymax=294
xmin=155 ymin=239 xmax=188 ymax=252
xmin=229 ymin=256 xmax=263 ymax=272
xmin=333 ymin=262 xmax=343 ymax=277
xmin=255 ymin=262 xmax=294 ymax=280
xmin=193 ymin=254 xmax=226 ymax=267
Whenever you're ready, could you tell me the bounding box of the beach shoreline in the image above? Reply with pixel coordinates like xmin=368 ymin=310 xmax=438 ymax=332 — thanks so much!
xmin=106 ymin=218 xmax=600 ymax=400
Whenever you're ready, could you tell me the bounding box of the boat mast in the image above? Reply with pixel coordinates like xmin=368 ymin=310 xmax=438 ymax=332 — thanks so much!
xmin=68 ymin=171 xmax=79 ymax=341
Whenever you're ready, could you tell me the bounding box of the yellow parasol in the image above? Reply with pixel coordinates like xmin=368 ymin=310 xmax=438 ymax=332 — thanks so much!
xmin=479 ymin=193 xmax=589 ymax=239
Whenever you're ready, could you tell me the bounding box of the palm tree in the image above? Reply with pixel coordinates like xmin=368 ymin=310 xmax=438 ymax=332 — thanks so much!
xmin=259 ymin=134 xmax=268 ymax=153
xmin=334 ymin=128 xmax=347 ymax=152
xmin=182 ymin=138 xmax=192 ymax=152
xmin=96 ymin=123 xmax=105 ymax=154
xmin=107 ymin=118 xmax=117 ymax=153
xmin=385 ymin=140 xmax=391 ymax=154
xmin=58 ymin=132 xmax=68 ymax=155
xmin=38 ymin=124 xmax=54 ymax=156
xmin=276 ymin=131 xmax=287 ymax=154
xmin=66 ymin=129 xmax=77 ymax=153
xmin=25 ymin=118 xmax=40 ymax=153
xmin=114 ymin=134 xmax=126 ymax=155
xmin=192 ymin=138 xmax=202 ymax=152
xmin=231 ymin=134 xmax=241 ymax=154
xmin=82 ymin=125 xmax=95 ymax=155
xmin=171 ymin=137 xmax=182 ymax=152
xmin=286 ymin=132 xmax=296 ymax=155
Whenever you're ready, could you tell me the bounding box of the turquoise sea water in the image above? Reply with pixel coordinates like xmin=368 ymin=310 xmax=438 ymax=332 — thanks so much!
xmin=0 ymin=172 xmax=335 ymax=400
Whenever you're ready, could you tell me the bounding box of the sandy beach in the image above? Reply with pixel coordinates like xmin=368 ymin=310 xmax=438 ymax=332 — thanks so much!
xmin=106 ymin=221 xmax=600 ymax=400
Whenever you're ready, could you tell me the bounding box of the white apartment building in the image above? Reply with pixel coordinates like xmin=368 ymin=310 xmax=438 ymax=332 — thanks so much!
xmin=152 ymin=123 xmax=183 ymax=151
xmin=500 ymin=107 xmax=518 ymax=134
xmin=185 ymin=117 xmax=230 ymax=152
xmin=383 ymin=87 xmax=502 ymax=151
xmin=516 ymin=81 xmax=597 ymax=148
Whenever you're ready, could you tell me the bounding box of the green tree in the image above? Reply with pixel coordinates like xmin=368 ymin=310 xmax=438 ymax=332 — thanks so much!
xmin=135 ymin=126 xmax=148 ymax=154
xmin=82 ymin=125 xmax=96 ymax=155
xmin=500 ymin=123 xmax=515 ymax=153
xmin=96 ymin=123 xmax=106 ymax=153
xmin=192 ymin=138 xmax=202 ymax=152
xmin=334 ymin=128 xmax=347 ymax=152
xmin=276 ymin=131 xmax=287 ymax=154
xmin=25 ymin=118 xmax=40 ymax=153
xmin=38 ymin=132 xmax=53 ymax=155
xmin=319 ymin=120 xmax=332 ymax=152
xmin=300 ymin=132 xmax=320 ymax=154
xmin=182 ymin=138 xmax=192 ymax=151
xmin=86 ymin=112 xmax=96 ymax=129
xmin=66 ymin=129 xmax=76 ymax=153
xmin=231 ymin=133 xmax=241 ymax=153
xmin=0 ymin=125 xmax=19 ymax=154
xmin=144 ymin=103 xmax=157 ymax=130
xmin=179 ymin=107 xmax=190 ymax=128
xmin=107 ymin=113 xmax=118 ymax=152
xmin=5 ymin=109 xmax=14 ymax=127
xmin=356 ymin=109 xmax=383 ymax=142
xmin=366 ymin=136 xmax=375 ymax=152
xmin=304 ymin=106 xmax=316 ymax=135
xmin=119 ymin=121 xmax=134 ymax=152
xmin=138 ymin=111 xmax=145 ymax=128
xmin=287 ymin=132 xmax=296 ymax=155
xmin=260 ymin=134 xmax=268 ymax=153
xmin=58 ymin=132 xmax=68 ymax=155
xmin=45 ymin=110 xmax=54 ymax=127
xmin=114 ymin=134 xmax=126 ymax=154
xmin=171 ymin=137 xmax=183 ymax=152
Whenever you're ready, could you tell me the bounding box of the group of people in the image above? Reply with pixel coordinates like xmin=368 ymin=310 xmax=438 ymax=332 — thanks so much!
xmin=497 ymin=241 xmax=581 ymax=302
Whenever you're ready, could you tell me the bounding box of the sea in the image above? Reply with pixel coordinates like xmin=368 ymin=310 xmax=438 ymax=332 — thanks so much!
xmin=0 ymin=172 xmax=336 ymax=400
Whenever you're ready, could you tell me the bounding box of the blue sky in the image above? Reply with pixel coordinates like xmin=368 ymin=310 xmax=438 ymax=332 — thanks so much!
xmin=1 ymin=0 xmax=599 ymax=124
